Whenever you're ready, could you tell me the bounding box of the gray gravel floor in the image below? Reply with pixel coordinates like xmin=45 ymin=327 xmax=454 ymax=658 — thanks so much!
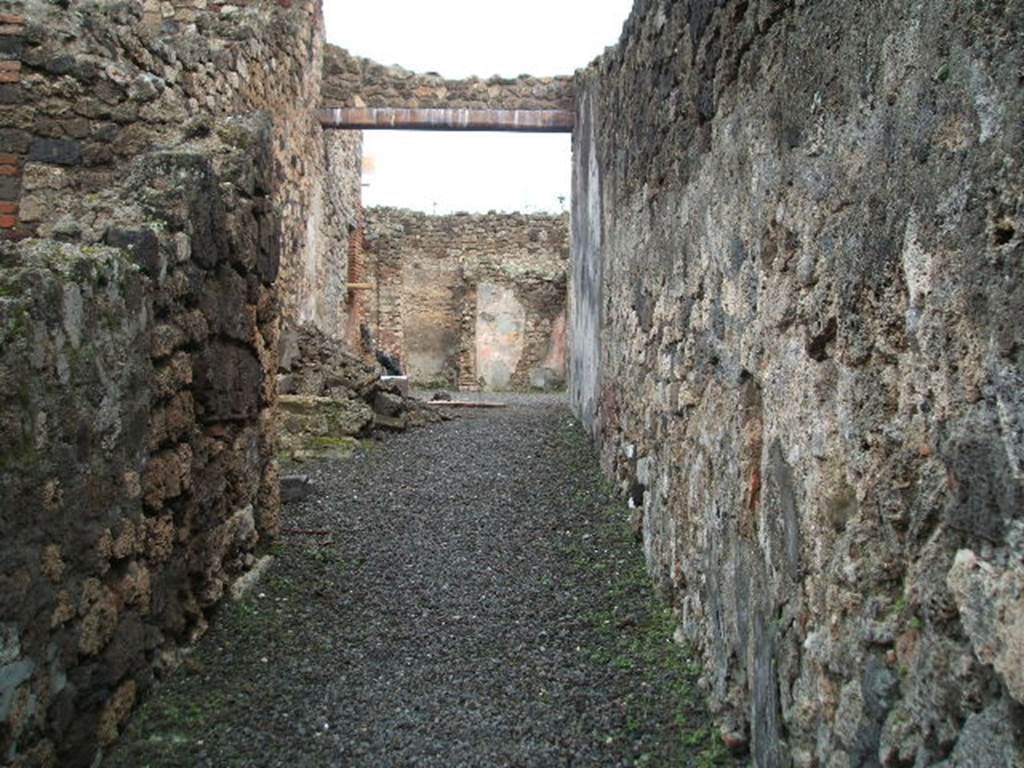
xmin=105 ymin=395 xmax=736 ymax=767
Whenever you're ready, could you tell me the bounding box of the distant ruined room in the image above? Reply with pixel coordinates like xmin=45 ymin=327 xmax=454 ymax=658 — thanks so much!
xmin=298 ymin=142 xmax=572 ymax=393
xmin=0 ymin=0 xmax=1022 ymax=766
xmin=358 ymin=208 xmax=569 ymax=391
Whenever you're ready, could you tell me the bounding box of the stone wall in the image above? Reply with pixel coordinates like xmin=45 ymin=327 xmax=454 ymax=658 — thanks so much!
xmin=364 ymin=208 xmax=569 ymax=391
xmin=0 ymin=117 xmax=282 ymax=768
xmin=2 ymin=0 xmax=352 ymax=338
xmin=299 ymin=129 xmax=363 ymax=338
xmin=322 ymin=44 xmax=574 ymax=111
xmin=572 ymin=1 xmax=1024 ymax=765
xmin=0 ymin=1 xmax=348 ymax=763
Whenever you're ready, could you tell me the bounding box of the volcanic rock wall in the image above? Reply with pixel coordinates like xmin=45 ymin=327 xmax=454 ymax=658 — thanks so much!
xmin=571 ymin=0 xmax=1024 ymax=765
xmin=0 ymin=1 xmax=345 ymax=763
xmin=364 ymin=208 xmax=568 ymax=391
xmin=0 ymin=124 xmax=282 ymax=766
xmin=322 ymin=45 xmax=574 ymax=111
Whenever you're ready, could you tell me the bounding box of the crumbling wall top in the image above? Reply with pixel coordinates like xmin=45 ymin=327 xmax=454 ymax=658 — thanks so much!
xmin=322 ymin=44 xmax=574 ymax=111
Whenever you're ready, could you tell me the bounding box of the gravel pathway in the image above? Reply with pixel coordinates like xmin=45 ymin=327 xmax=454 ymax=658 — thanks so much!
xmin=106 ymin=395 xmax=737 ymax=767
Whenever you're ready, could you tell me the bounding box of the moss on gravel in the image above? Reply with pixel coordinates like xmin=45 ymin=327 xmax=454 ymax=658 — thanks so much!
xmin=555 ymin=415 xmax=737 ymax=767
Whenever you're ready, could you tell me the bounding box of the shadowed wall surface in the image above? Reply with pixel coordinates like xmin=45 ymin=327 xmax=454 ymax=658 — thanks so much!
xmin=572 ymin=0 xmax=1024 ymax=764
xmin=0 ymin=1 xmax=332 ymax=763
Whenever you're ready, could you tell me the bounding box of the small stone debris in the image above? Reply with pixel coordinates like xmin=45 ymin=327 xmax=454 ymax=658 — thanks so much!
xmin=280 ymin=474 xmax=314 ymax=504
xmin=426 ymin=400 xmax=507 ymax=409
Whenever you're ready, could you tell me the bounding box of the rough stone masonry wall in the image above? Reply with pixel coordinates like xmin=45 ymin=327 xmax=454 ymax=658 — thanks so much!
xmin=572 ymin=1 xmax=1024 ymax=766
xmin=0 ymin=1 xmax=347 ymax=764
xmin=1 ymin=0 xmax=352 ymax=338
xmin=365 ymin=208 xmax=569 ymax=391
xmin=322 ymin=44 xmax=574 ymax=111
xmin=0 ymin=120 xmax=282 ymax=768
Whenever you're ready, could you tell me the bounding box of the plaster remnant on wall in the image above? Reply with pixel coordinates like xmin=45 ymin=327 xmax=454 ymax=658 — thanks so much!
xmin=569 ymin=88 xmax=603 ymax=433
xmin=476 ymin=282 xmax=527 ymax=391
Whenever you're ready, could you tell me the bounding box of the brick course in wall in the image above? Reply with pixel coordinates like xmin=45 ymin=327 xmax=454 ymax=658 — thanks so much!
xmin=0 ymin=13 xmax=26 ymax=239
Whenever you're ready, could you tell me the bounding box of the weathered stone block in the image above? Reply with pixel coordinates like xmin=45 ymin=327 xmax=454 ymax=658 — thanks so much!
xmin=149 ymin=323 xmax=186 ymax=361
xmin=97 ymin=678 xmax=136 ymax=746
xmin=280 ymin=473 xmax=313 ymax=503
xmin=278 ymin=393 xmax=373 ymax=457
xmin=0 ymin=35 xmax=24 ymax=60
xmin=0 ymin=129 xmax=29 ymax=155
xmin=28 ymin=138 xmax=82 ymax=166
xmin=948 ymin=549 xmax=1024 ymax=705
xmin=372 ymin=390 xmax=403 ymax=418
xmin=105 ymin=227 xmax=164 ymax=279
xmin=153 ymin=352 xmax=192 ymax=399
xmin=199 ymin=263 xmax=254 ymax=343
xmin=0 ymin=175 xmax=19 ymax=201
xmin=193 ymin=342 xmax=263 ymax=423
xmin=129 ymin=153 xmax=227 ymax=270
xmin=141 ymin=444 xmax=192 ymax=510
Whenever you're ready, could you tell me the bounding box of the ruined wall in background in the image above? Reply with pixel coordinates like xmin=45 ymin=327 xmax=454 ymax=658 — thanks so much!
xmin=572 ymin=0 xmax=1024 ymax=765
xmin=364 ymin=208 xmax=568 ymax=391
xmin=322 ymin=45 xmax=574 ymax=111
xmin=0 ymin=1 xmax=336 ymax=763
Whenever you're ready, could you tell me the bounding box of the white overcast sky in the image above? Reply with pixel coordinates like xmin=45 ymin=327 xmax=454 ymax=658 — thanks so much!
xmin=322 ymin=1 xmax=634 ymax=214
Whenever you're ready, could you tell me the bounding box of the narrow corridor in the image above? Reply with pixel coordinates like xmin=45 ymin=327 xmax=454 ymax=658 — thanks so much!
xmin=105 ymin=395 xmax=732 ymax=767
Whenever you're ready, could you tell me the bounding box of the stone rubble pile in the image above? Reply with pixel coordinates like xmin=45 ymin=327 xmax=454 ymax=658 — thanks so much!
xmin=277 ymin=324 xmax=446 ymax=463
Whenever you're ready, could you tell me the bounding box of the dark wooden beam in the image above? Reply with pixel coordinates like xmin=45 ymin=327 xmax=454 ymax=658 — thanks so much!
xmin=317 ymin=107 xmax=574 ymax=133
